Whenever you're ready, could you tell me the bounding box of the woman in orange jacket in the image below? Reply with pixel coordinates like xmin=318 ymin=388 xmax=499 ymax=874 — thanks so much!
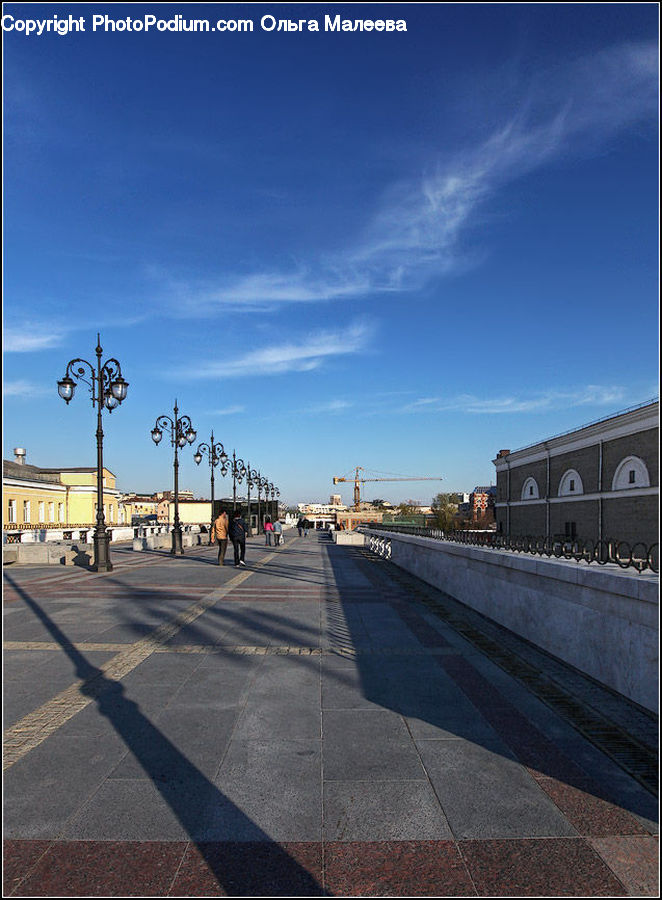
xmin=211 ymin=509 xmax=229 ymax=565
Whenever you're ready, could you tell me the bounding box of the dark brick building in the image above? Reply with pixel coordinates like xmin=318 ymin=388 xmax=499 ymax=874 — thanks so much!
xmin=493 ymin=400 xmax=658 ymax=546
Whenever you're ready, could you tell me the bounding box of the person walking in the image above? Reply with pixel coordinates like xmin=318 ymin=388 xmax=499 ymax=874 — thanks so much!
xmin=297 ymin=516 xmax=305 ymax=537
xmin=264 ymin=516 xmax=274 ymax=546
xmin=303 ymin=517 xmax=310 ymax=537
xmin=229 ymin=510 xmax=248 ymax=566
xmin=273 ymin=518 xmax=283 ymax=547
xmin=210 ymin=508 xmax=229 ymax=565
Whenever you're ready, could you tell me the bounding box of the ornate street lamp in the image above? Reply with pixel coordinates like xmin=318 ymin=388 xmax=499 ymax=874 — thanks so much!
xmin=270 ymin=484 xmax=280 ymax=520
xmin=229 ymin=451 xmax=247 ymax=513
xmin=151 ymin=400 xmax=197 ymax=555
xmin=268 ymin=482 xmax=276 ymax=523
xmin=245 ymin=464 xmax=256 ymax=536
xmin=258 ymin=473 xmax=269 ymax=532
xmin=193 ymin=431 xmax=228 ymax=542
xmin=57 ymin=334 xmax=129 ymax=572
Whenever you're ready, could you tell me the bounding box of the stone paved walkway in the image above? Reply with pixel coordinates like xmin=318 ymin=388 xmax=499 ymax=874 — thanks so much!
xmin=3 ymin=530 xmax=658 ymax=896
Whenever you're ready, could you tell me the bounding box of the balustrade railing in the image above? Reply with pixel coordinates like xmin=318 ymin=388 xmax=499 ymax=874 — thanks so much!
xmin=363 ymin=524 xmax=658 ymax=574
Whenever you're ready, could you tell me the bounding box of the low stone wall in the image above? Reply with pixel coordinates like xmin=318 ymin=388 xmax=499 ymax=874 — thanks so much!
xmin=333 ymin=531 xmax=365 ymax=545
xmin=364 ymin=529 xmax=659 ymax=712
xmin=3 ymin=542 xmax=93 ymax=567
xmin=3 ymin=525 xmax=136 ymax=545
xmin=133 ymin=531 xmax=204 ymax=551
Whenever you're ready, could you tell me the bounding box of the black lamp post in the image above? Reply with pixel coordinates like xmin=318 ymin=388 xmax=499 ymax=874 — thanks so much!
xmin=193 ymin=431 xmax=228 ymax=542
xmin=229 ymin=451 xmax=247 ymax=513
xmin=255 ymin=471 xmax=262 ymax=532
xmin=258 ymin=473 xmax=269 ymax=532
xmin=151 ymin=400 xmax=197 ymax=555
xmin=58 ymin=334 xmax=128 ymax=572
xmin=268 ymin=482 xmax=276 ymax=523
xmin=245 ymin=464 xmax=256 ymax=536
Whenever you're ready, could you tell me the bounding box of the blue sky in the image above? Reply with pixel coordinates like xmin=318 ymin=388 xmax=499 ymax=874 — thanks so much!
xmin=3 ymin=3 xmax=659 ymax=506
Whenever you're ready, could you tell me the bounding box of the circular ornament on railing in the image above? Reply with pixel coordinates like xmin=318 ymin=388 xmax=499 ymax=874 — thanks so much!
xmin=615 ymin=541 xmax=632 ymax=569
xmin=581 ymin=540 xmax=595 ymax=564
xmin=630 ymin=542 xmax=648 ymax=573
xmin=572 ymin=541 xmax=586 ymax=563
xmin=648 ymin=543 xmax=658 ymax=574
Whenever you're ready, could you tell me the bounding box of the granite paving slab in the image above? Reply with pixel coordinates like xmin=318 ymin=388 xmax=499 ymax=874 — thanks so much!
xmin=588 ymin=835 xmax=659 ymax=896
xmin=323 ymin=709 xmax=427 ymax=781
xmin=418 ymin=738 xmax=578 ymax=839
xmin=212 ymin=738 xmax=322 ymax=841
xmin=459 ymin=837 xmax=628 ymax=896
xmin=323 ymin=781 xmax=453 ymax=841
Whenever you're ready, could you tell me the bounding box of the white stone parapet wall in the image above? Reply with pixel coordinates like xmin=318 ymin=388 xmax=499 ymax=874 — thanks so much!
xmin=2 ymin=524 xmax=202 ymax=563
xmin=363 ymin=529 xmax=659 ymax=713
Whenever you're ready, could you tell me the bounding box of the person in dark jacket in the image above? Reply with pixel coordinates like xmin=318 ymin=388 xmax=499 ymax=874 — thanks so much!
xmin=229 ymin=511 xmax=248 ymax=566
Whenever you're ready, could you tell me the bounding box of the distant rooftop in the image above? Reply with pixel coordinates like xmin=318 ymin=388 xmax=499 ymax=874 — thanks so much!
xmin=2 ymin=460 xmax=61 ymax=484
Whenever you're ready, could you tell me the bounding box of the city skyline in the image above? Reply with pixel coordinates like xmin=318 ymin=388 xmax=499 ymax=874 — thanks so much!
xmin=3 ymin=3 xmax=659 ymax=506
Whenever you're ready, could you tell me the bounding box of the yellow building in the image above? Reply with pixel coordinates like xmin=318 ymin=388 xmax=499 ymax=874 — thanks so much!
xmin=158 ymin=499 xmax=211 ymax=525
xmin=120 ymin=494 xmax=158 ymax=524
xmin=3 ymin=449 xmax=120 ymax=530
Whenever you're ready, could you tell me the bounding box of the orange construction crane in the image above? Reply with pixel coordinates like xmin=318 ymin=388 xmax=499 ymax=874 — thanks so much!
xmin=333 ymin=467 xmax=443 ymax=510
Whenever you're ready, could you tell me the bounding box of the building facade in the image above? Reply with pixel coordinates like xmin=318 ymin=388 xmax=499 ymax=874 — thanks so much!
xmin=3 ymin=450 xmax=120 ymax=530
xmin=493 ymin=401 xmax=659 ymax=546
xmin=119 ymin=493 xmax=159 ymax=524
xmin=470 ymin=486 xmax=496 ymax=523
xmin=158 ymin=499 xmax=211 ymax=525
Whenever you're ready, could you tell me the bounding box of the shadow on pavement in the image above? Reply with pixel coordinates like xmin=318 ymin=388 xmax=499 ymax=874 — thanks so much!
xmin=320 ymin=536 xmax=658 ymax=829
xmin=4 ymin=573 xmax=327 ymax=897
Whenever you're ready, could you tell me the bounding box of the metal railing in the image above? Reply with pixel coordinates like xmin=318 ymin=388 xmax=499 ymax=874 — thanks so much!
xmin=363 ymin=524 xmax=658 ymax=574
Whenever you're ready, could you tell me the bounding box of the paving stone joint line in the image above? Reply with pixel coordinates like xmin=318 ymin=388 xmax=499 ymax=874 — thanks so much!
xmin=3 ymin=549 xmax=278 ymax=770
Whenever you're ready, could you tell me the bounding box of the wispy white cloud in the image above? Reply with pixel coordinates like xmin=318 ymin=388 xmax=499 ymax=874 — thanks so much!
xmin=400 ymin=385 xmax=627 ymax=415
xmin=208 ymin=405 xmax=246 ymax=416
xmin=3 ymin=380 xmax=50 ymax=398
xmin=4 ymin=314 xmax=149 ymax=353
xmin=176 ymin=320 xmax=374 ymax=380
xmin=162 ymin=268 xmax=373 ymax=315
xmin=156 ymin=41 xmax=656 ymax=313
xmin=3 ymin=326 xmax=67 ymax=353
xmin=297 ymin=399 xmax=354 ymax=415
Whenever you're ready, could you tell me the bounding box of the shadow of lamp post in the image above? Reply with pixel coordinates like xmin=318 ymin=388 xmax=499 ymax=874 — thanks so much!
xmin=57 ymin=334 xmax=128 ymax=572
xmin=151 ymin=400 xmax=197 ymax=555
xmin=193 ymin=431 xmax=228 ymax=543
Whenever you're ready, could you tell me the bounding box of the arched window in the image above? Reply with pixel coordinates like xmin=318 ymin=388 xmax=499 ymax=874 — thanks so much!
xmin=558 ymin=469 xmax=583 ymax=496
xmin=521 ymin=477 xmax=539 ymax=500
xmin=612 ymin=456 xmax=650 ymax=491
